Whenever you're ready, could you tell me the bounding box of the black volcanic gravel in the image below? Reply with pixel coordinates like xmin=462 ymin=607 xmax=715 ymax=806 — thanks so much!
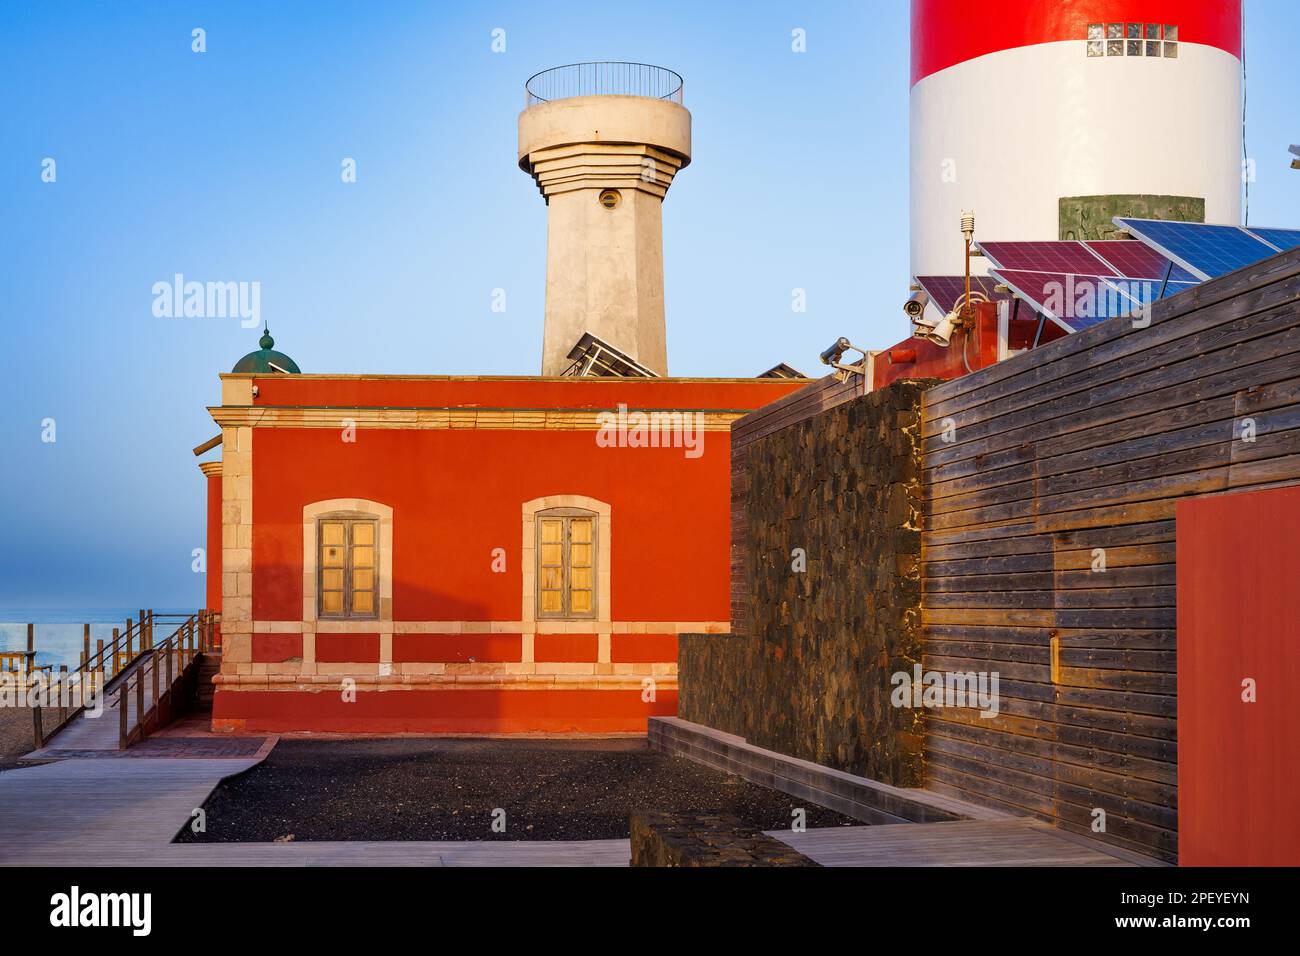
xmin=175 ymin=737 xmax=859 ymax=842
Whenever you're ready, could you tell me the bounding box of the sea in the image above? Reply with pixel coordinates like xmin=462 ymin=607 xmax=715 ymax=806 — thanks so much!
xmin=0 ymin=609 xmax=198 ymax=671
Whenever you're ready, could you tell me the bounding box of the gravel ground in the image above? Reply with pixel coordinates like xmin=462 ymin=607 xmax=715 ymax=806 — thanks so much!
xmin=177 ymin=737 xmax=860 ymax=842
xmin=0 ymin=708 xmax=36 ymax=771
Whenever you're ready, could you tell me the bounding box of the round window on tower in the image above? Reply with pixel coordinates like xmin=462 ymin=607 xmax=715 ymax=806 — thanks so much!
xmin=598 ymin=189 xmax=621 ymax=209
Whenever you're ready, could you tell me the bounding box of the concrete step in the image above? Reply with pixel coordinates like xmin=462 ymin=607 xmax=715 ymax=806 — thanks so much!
xmin=649 ymin=716 xmax=1012 ymax=826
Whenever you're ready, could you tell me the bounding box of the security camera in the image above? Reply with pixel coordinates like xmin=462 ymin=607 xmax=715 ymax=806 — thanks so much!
xmin=903 ymin=290 xmax=930 ymax=319
xmin=820 ymin=336 xmax=852 ymax=366
xmin=818 ymin=336 xmax=869 ymax=383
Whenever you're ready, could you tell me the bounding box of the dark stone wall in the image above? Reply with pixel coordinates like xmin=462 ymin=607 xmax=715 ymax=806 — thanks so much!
xmin=680 ymin=379 xmax=934 ymax=787
xmin=629 ymin=812 xmax=818 ymax=867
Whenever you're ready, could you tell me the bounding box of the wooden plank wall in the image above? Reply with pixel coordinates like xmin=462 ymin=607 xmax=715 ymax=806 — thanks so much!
xmin=729 ymin=373 xmax=863 ymax=636
xmin=919 ymin=247 xmax=1300 ymax=863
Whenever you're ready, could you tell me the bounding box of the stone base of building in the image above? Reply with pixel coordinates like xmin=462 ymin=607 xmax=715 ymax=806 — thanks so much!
xmin=211 ymin=686 xmax=678 ymax=734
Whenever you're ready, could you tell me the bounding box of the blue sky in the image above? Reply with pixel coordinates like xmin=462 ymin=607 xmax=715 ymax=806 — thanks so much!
xmin=1 ymin=1 xmax=1297 ymax=609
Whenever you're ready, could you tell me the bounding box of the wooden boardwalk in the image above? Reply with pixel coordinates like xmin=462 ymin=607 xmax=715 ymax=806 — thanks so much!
xmin=771 ymin=820 xmax=1152 ymax=866
xmin=24 ymin=653 xmax=164 ymax=758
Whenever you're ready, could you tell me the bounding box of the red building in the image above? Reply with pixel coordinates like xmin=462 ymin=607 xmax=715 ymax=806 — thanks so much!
xmin=200 ymin=352 xmax=802 ymax=734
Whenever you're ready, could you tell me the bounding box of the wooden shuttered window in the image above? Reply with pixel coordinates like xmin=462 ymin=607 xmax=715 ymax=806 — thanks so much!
xmin=318 ymin=517 xmax=379 ymax=619
xmin=536 ymin=510 xmax=597 ymax=620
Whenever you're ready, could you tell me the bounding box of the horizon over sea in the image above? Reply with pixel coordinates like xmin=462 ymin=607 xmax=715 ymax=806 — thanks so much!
xmin=0 ymin=608 xmax=199 ymax=670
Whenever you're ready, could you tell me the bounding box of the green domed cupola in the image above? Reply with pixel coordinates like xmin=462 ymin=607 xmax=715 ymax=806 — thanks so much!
xmin=232 ymin=326 xmax=301 ymax=374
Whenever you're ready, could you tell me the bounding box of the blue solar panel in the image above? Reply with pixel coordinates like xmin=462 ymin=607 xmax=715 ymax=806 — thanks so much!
xmin=1105 ymin=277 xmax=1198 ymax=311
xmin=991 ymin=270 xmax=1145 ymax=333
xmin=1246 ymin=227 xmax=1300 ymax=252
xmin=1114 ymin=219 xmax=1281 ymax=281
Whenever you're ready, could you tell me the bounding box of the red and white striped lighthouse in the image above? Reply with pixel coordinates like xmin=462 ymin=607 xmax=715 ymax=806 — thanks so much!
xmin=910 ymin=0 xmax=1243 ymax=277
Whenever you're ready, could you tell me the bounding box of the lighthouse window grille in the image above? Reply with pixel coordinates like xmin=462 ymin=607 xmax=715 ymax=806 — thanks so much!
xmin=1089 ymin=23 xmax=1177 ymax=58
xmin=1087 ymin=23 xmax=1103 ymax=57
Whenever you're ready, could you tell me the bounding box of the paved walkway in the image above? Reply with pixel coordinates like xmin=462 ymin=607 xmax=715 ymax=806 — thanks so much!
xmin=6 ymin=674 xmax=642 ymax=867
xmin=0 ymin=747 xmax=1140 ymax=867
xmin=0 ymin=744 xmax=634 ymax=866
xmin=1 ymin=698 xmax=1152 ymax=868
xmin=770 ymin=819 xmax=1148 ymax=866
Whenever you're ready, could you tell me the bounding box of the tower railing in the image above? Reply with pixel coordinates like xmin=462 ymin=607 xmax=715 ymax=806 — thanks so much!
xmin=525 ymin=62 xmax=683 ymax=107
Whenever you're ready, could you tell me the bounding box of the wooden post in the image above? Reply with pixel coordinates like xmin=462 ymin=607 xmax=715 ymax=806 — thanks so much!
xmin=126 ymin=617 xmax=134 ymax=661
xmin=119 ymin=674 xmax=128 ymax=749
xmin=109 ymin=629 xmax=119 ymax=678
xmin=166 ymin=637 xmax=173 ymax=687
xmin=26 ymin=623 xmax=34 ymax=674
xmin=135 ymin=666 xmax=144 ymax=742
xmin=82 ymin=623 xmax=91 ymax=672
xmin=151 ymin=648 xmax=159 ymax=706
xmin=138 ymin=610 xmax=147 ymax=650
xmin=32 ymin=705 xmax=43 ymax=750
xmin=59 ymin=665 xmax=68 ymax=724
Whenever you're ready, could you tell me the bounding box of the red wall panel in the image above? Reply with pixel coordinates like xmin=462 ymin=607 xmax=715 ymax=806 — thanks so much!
xmin=315 ymin=632 xmax=381 ymax=663
xmin=213 ymin=688 xmax=678 ymax=734
xmin=392 ymin=633 xmax=521 ymax=663
xmin=534 ymin=634 xmax=599 ymax=663
xmin=610 ymin=634 xmax=679 ymax=663
xmin=205 ymin=473 xmax=222 ymax=612
xmin=251 ymin=376 xmax=799 ymax=412
xmin=251 ymin=634 xmax=303 ymax=663
xmin=912 ymin=0 xmax=1241 ymax=86
xmin=1177 ymin=485 xmax=1300 ymax=866
xmin=251 ymin=427 xmax=734 ymax=624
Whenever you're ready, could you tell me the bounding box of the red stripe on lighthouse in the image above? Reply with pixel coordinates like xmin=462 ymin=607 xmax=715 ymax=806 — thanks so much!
xmin=912 ymin=0 xmax=1242 ymax=86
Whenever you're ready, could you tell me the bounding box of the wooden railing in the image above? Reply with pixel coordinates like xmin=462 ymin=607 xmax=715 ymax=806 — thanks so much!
xmin=2 ymin=623 xmax=55 ymax=678
xmin=117 ymin=610 xmax=219 ymax=750
xmin=28 ymin=609 xmax=153 ymax=747
xmin=25 ymin=610 xmax=219 ymax=749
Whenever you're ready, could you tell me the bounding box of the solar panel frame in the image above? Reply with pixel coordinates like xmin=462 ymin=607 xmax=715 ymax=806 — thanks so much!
xmin=1113 ymin=218 xmax=1280 ymax=281
xmin=989 ymin=269 xmax=1152 ymax=333
xmin=980 ymin=241 xmax=1119 ymax=277
xmin=1243 ymin=227 xmax=1300 ymax=253
xmin=1085 ymin=240 xmax=1199 ymax=282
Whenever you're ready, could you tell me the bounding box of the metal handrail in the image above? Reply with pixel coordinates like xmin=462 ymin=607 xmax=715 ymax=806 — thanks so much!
xmin=524 ymin=62 xmax=683 ymax=107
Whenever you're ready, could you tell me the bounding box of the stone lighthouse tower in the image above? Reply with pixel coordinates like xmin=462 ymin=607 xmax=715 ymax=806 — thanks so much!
xmin=518 ymin=62 xmax=691 ymax=375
